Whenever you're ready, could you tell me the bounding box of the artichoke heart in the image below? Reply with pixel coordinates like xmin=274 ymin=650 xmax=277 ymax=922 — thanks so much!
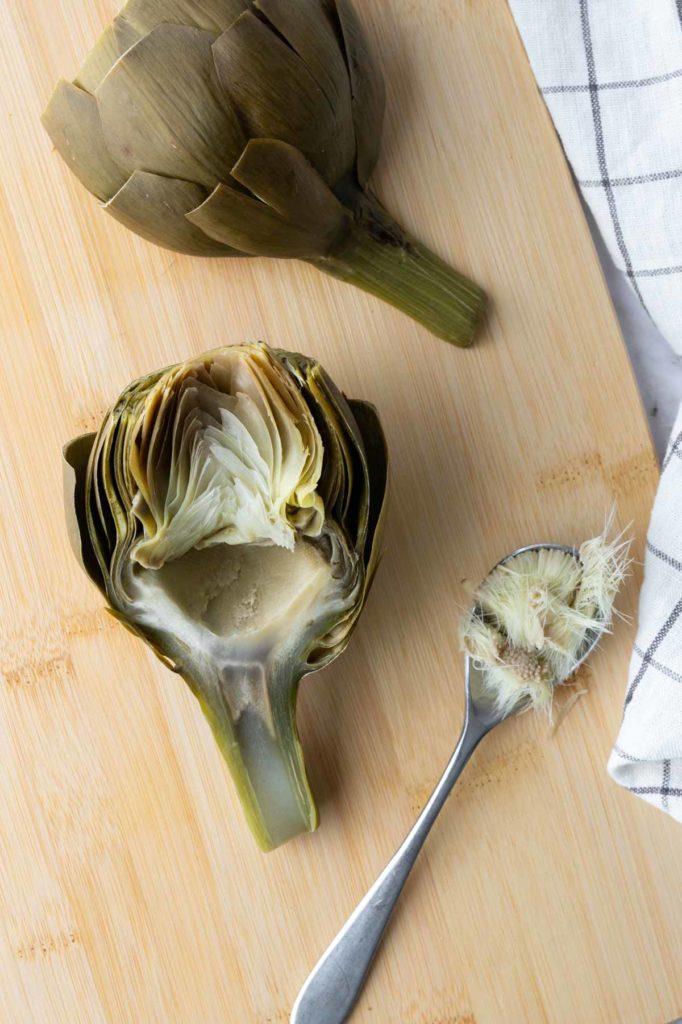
xmin=64 ymin=343 xmax=388 ymax=849
xmin=43 ymin=0 xmax=485 ymax=346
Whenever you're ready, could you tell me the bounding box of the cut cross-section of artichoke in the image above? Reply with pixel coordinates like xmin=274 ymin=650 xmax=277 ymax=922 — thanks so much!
xmin=64 ymin=343 xmax=388 ymax=850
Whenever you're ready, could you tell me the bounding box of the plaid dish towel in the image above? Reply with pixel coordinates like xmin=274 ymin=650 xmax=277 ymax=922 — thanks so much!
xmin=509 ymin=0 xmax=682 ymax=820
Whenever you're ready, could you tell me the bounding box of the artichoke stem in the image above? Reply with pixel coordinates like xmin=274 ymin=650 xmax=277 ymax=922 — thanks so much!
xmin=196 ymin=664 xmax=317 ymax=852
xmin=315 ymin=191 xmax=486 ymax=347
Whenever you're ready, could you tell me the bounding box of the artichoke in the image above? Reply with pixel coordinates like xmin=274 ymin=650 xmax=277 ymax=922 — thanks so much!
xmin=43 ymin=0 xmax=485 ymax=346
xmin=64 ymin=343 xmax=388 ymax=849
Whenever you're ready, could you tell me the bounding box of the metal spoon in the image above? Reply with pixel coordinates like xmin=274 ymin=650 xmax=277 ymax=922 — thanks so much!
xmin=291 ymin=543 xmax=607 ymax=1024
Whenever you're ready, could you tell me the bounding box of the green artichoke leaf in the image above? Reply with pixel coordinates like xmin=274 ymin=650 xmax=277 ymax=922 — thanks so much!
xmin=112 ymin=13 xmax=143 ymax=55
xmin=186 ymin=179 xmax=338 ymax=258
xmin=305 ymin=398 xmax=388 ymax=670
xmin=96 ymin=24 xmax=246 ymax=189
xmin=67 ymin=343 xmax=388 ymax=850
xmin=105 ymin=170 xmax=240 ymax=256
xmin=118 ymin=0 xmax=249 ymax=35
xmin=332 ymin=0 xmax=385 ymax=185
xmin=42 ymin=81 xmax=128 ymax=202
xmin=74 ymin=25 xmax=122 ymax=94
xmin=347 ymin=399 xmax=388 ymax=567
xmin=63 ymin=433 xmax=106 ymax=592
xmin=231 ymin=139 xmax=350 ymax=241
xmin=253 ymin=0 xmax=352 ymax=117
xmin=212 ymin=11 xmax=354 ymax=185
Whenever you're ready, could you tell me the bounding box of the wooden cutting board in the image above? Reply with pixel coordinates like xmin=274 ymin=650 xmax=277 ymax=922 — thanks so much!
xmin=1 ymin=1 xmax=680 ymax=1021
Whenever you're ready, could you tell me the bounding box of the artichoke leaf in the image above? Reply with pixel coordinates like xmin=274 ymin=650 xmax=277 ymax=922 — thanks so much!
xmin=303 ymin=365 xmax=359 ymax=525
xmin=253 ymin=0 xmax=352 ymax=116
xmin=212 ymin=11 xmax=354 ymax=185
xmin=42 ymin=81 xmax=127 ymax=202
xmin=231 ymin=139 xmax=349 ymax=241
xmin=96 ymin=24 xmax=245 ymax=189
xmin=118 ymin=0 xmax=249 ymax=35
xmin=74 ymin=25 xmax=122 ymax=94
xmin=112 ymin=13 xmax=145 ymax=55
xmin=186 ymin=181 xmax=338 ymax=258
xmin=346 ymin=398 xmax=388 ymax=576
xmin=105 ymin=170 xmax=239 ymax=256
xmin=63 ymin=433 xmax=106 ymax=591
xmin=332 ymin=0 xmax=385 ymax=185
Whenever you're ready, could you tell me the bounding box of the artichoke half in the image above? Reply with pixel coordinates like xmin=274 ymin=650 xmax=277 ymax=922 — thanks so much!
xmin=43 ymin=0 xmax=485 ymax=346
xmin=65 ymin=343 xmax=388 ymax=849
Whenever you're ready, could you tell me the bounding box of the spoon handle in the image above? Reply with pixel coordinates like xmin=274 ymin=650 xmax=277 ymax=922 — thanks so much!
xmin=290 ymin=715 xmax=489 ymax=1024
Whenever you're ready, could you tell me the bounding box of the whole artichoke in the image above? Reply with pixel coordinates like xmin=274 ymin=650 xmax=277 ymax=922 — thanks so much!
xmin=64 ymin=343 xmax=388 ymax=849
xmin=43 ymin=0 xmax=485 ymax=346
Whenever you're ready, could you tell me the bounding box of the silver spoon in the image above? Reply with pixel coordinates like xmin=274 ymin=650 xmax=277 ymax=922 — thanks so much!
xmin=291 ymin=543 xmax=607 ymax=1024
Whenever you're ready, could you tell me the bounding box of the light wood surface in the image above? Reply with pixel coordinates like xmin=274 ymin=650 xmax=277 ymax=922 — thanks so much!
xmin=1 ymin=1 xmax=680 ymax=1022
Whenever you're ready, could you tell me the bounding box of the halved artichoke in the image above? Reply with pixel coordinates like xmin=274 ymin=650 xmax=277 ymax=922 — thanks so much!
xmin=43 ymin=0 xmax=485 ymax=346
xmin=64 ymin=343 xmax=388 ymax=849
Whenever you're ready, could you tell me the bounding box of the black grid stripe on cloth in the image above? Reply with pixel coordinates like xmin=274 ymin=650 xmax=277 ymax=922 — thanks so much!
xmin=579 ymin=168 xmax=682 ymax=188
xmin=663 ymin=429 xmax=682 ymax=470
xmin=624 ymin=596 xmax=682 ymax=708
xmin=637 ymin=265 xmax=682 ymax=277
xmin=579 ymin=0 xmax=645 ymax=304
xmin=630 ymin=786 xmax=682 ymax=797
xmin=623 ymin=525 xmax=682 ymax=709
xmin=646 ymin=541 xmax=682 ymax=574
xmin=633 ymin=643 xmax=682 ymax=685
xmin=542 ymin=66 xmax=682 ymax=93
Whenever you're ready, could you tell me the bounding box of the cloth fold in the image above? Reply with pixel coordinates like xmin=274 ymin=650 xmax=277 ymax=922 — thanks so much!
xmin=509 ymin=0 xmax=682 ymax=820
xmin=608 ymin=405 xmax=682 ymax=820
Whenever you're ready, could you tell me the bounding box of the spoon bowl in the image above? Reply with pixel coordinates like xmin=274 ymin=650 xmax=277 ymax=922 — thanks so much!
xmin=291 ymin=542 xmax=610 ymax=1024
xmin=466 ymin=542 xmax=607 ymax=727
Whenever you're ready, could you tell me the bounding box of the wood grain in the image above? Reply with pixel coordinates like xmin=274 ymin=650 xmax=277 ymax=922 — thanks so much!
xmin=1 ymin=1 xmax=680 ymax=1022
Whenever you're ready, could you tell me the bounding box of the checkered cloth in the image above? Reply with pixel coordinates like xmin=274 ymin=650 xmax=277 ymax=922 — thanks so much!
xmin=509 ymin=0 xmax=682 ymax=820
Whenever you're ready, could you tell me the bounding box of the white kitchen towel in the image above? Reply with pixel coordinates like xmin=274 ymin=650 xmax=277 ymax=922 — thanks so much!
xmin=509 ymin=0 xmax=682 ymax=351
xmin=609 ymin=411 xmax=682 ymax=817
xmin=508 ymin=0 xmax=682 ymax=820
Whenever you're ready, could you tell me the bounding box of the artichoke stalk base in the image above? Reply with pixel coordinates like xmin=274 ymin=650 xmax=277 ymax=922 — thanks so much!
xmin=64 ymin=344 xmax=388 ymax=850
xmin=43 ymin=0 xmax=485 ymax=346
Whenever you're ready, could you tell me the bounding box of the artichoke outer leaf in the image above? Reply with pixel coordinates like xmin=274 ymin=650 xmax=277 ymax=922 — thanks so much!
xmin=104 ymin=170 xmax=241 ymax=256
xmin=332 ymin=0 xmax=385 ymax=185
xmin=303 ymin=399 xmax=388 ymax=671
xmin=346 ymin=398 xmax=389 ymax=572
xmin=231 ymin=139 xmax=350 ymax=241
xmin=253 ymin=0 xmax=353 ymax=116
xmin=186 ymin=180 xmax=339 ymax=258
xmin=96 ymin=24 xmax=246 ymax=189
xmin=212 ymin=11 xmax=354 ymax=185
xmin=118 ymin=0 xmax=249 ymax=35
xmin=63 ymin=433 xmax=107 ymax=592
xmin=112 ymin=14 xmax=144 ymax=55
xmin=42 ymin=81 xmax=128 ymax=203
xmin=74 ymin=25 xmax=122 ymax=94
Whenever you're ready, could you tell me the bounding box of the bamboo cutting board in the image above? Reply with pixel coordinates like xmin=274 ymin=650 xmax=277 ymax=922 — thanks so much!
xmin=1 ymin=1 xmax=680 ymax=1022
